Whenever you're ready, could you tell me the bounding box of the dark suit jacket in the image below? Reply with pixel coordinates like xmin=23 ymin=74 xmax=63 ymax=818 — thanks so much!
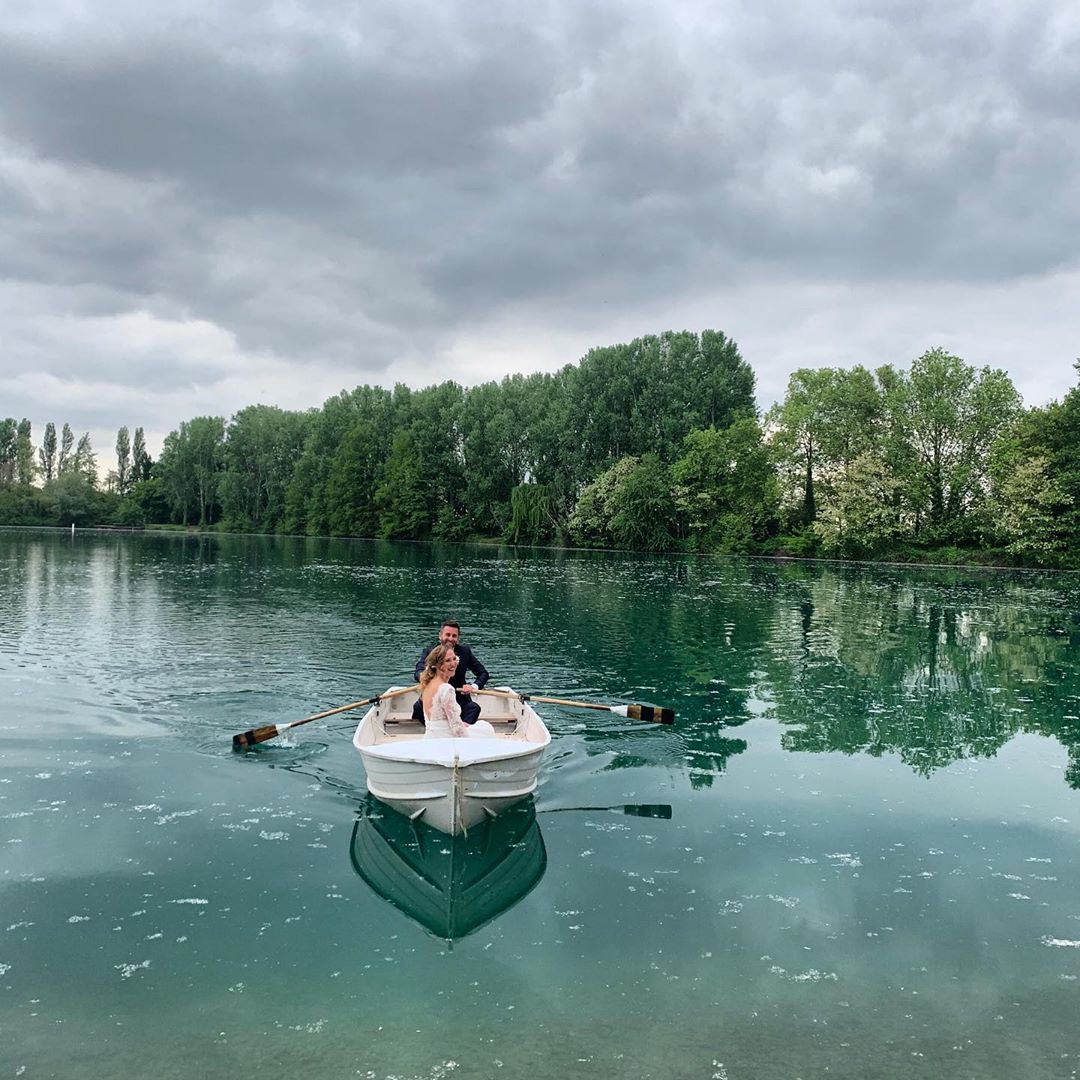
xmin=413 ymin=643 xmax=489 ymax=691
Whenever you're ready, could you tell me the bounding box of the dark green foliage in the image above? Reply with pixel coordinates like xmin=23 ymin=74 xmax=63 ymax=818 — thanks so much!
xmin=58 ymin=423 xmax=74 ymax=475
xmin=282 ymin=386 xmax=396 ymax=535
xmin=0 ymin=418 xmax=16 ymax=486
xmin=672 ymin=418 xmax=777 ymax=553
xmin=113 ymin=478 xmax=170 ymax=526
xmin=45 ymin=472 xmax=99 ymax=526
xmin=0 ymin=484 xmax=52 ymax=524
xmin=566 ymin=455 xmax=678 ymax=551
xmin=376 ymin=430 xmax=431 ymax=539
xmin=39 ymin=422 xmax=57 ymax=483
xmin=506 ymin=484 xmax=562 ymax=545
xmin=325 ymin=419 xmax=384 ymax=537
xmin=15 ymin=420 xmax=34 ymax=487
xmin=132 ymin=427 xmax=152 ymax=485
xmin=219 ymin=405 xmax=311 ymax=532
xmin=563 ymin=330 xmax=757 ymax=483
xmin=609 ymin=454 xmax=678 ymax=552
xmin=3 ymin=337 xmax=1076 ymax=570
xmin=158 ymin=416 xmax=225 ymax=526
xmin=115 ymin=426 xmax=131 ymax=495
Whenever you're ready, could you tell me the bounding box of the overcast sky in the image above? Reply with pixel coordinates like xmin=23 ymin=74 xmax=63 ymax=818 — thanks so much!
xmin=1 ymin=0 xmax=1077 ymax=467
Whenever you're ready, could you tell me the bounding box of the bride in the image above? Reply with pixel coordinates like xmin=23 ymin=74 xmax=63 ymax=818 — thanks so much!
xmin=419 ymin=643 xmax=495 ymax=739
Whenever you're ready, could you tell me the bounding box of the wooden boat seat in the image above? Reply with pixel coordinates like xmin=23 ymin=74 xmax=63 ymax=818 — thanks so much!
xmin=382 ymin=717 xmax=522 ymax=740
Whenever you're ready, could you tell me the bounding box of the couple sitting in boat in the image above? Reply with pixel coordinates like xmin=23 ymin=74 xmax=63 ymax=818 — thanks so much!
xmin=418 ymin=644 xmax=495 ymax=738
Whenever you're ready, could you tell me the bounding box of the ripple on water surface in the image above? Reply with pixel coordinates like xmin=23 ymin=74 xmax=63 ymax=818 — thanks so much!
xmin=3 ymin=531 xmax=1080 ymax=1079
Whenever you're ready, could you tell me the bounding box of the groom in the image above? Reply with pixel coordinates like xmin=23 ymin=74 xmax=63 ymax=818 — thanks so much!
xmin=412 ymin=619 xmax=490 ymax=724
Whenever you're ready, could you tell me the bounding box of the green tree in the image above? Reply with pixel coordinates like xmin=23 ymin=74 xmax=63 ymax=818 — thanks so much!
xmin=73 ymin=432 xmax=97 ymax=485
xmin=609 ymin=454 xmax=677 ymax=551
xmin=15 ymin=420 xmax=34 ymax=486
xmin=562 ymin=331 xmax=757 ymax=486
xmin=376 ymin=429 xmax=429 ymax=539
xmin=325 ymin=418 xmax=384 ymax=537
xmin=188 ymin=417 xmax=225 ymax=526
xmin=0 ymin=419 xmax=15 ymax=486
xmin=460 ymin=381 xmax=527 ymax=535
xmin=0 ymin=484 xmax=51 ymax=524
xmin=158 ymin=417 xmax=225 ymax=526
xmin=46 ymin=471 xmax=98 ymax=526
xmin=672 ymin=418 xmax=777 ymax=552
xmin=131 ymin=427 xmax=152 ymax=485
xmin=813 ymin=451 xmax=906 ymax=557
xmin=506 ymin=483 xmax=562 ymax=545
xmin=567 ymin=456 xmax=640 ymax=548
xmin=39 ymin=422 xmax=57 ymax=482
xmin=767 ymin=366 xmax=881 ymax=527
xmin=115 ymin=426 xmax=131 ymax=495
xmin=113 ymin=477 xmax=171 ymax=526
xmin=877 ymin=348 xmax=1020 ymax=542
xmin=219 ymin=405 xmax=310 ymax=531
xmin=1013 ymin=363 xmax=1080 ymax=555
xmin=987 ymin=451 xmax=1071 ymax=560
xmin=58 ymin=423 xmax=75 ymax=475
xmin=282 ymin=386 xmax=394 ymax=535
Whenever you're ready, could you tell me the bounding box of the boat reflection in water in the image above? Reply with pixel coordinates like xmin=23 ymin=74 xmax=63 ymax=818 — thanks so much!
xmin=351 ymin=797 xmax=673 ymax=942
xmin=350 ymin=795 xmax=546 ymax=941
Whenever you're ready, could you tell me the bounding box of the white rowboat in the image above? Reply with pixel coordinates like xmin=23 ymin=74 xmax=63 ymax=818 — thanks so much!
xmin=352 ymin=686 xmax=551 ymax=835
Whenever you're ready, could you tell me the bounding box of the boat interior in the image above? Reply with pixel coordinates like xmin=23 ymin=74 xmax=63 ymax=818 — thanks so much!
xmin=374 ymin=687 xmax=539 ymax=743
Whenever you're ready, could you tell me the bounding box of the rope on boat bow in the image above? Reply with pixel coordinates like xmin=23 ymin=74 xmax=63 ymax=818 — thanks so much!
xmin=453 ymin=754 xmax=468 ymax=838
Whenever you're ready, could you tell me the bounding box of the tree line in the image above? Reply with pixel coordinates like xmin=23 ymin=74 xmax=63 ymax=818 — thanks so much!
xmin=2 ymin=330 xmax=1078 ymax=567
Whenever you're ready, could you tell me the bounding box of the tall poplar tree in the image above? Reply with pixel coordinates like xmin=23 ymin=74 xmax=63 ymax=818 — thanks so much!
xmin=58 ymin=423 xmax=75 ymax=475
xmin=115 ymin=426 xmax=131 ymax=495
xmin=132 ymin=427 xmax=151 ymax=484
xmin=15 ymin=420 xmax=34 ymax=486
xmin=73 ymin=433 xmax=97 ymax=485
xmin=0 ymin=419 xmax=15 ymax=486
xmin=39 ymin=422 xmax=57 ymax=482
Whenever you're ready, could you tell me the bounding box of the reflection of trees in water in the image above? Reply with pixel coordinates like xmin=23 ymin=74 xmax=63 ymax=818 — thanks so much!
xmin=467 ymin=552 xmax=1079 ymax=789
xmin=762 ymin=565 xmax=1080 ymax=787
xmin=579 ymin=728 xmax=748 ymax=787
xmin=82 ymin=538 xmax=1080 ymax=789
xmin=547 ymin=557 xmax=770 ymax=781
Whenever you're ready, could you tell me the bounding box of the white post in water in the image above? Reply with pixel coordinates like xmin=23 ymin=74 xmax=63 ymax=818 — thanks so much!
xmin=71 ymin=523 xmax=75 ymax=537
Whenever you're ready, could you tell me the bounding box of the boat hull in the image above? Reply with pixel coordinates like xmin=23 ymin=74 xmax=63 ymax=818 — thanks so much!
xmin=350 ymin=796 xmax=547 ymax=939
xmin=353 ymin=687 xmax=550 ymax=835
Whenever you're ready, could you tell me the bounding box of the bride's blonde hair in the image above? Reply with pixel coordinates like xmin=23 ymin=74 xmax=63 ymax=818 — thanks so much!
xmin=418 ymin=643 xmax=453 ymax=688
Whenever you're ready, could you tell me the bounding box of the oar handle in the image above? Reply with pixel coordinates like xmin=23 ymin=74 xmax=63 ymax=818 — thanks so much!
xmin=233 ymin=684 xmax=419 ymax=749
xmin=475 ymin=688 xmax=604 ymax=710
xmin=530 ymin=695 xmax=611 ymax=711
xmin=474 ymin=688 xmax=674 ymax=724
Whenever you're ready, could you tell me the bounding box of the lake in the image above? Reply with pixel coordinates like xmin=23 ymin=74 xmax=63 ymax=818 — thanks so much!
xmin=2 ymin=528 xmax=1079 ymax=1079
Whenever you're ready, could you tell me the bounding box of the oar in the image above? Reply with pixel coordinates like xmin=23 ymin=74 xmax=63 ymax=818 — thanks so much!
xmin=475 ymin=688 xmax=674 ymax=725
xmin=232 ymin=685 xmax=419 ymax=749
xmin=545 ymin=803 xmax=673 ymax=819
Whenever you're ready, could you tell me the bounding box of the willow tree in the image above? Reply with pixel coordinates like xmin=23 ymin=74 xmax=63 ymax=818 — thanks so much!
xmin=507 ymin=483 xmax=562 ymax=545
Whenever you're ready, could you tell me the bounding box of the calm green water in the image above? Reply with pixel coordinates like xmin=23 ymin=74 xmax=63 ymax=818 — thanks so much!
xmin=2 ymin=529 xmax=1079 ymax=1080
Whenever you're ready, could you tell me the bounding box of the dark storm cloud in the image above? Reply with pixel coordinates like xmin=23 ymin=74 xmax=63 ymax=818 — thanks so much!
xmin=0 ymin=0 xmax=1077 ymax=457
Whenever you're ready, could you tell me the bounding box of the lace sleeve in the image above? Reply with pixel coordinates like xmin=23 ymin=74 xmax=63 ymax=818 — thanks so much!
xmin=436 ymin=682 xmax=469 ymax=737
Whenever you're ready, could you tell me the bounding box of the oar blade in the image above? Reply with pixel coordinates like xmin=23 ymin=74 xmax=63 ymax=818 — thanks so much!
xmin=621 ymin=804 xmax=673 ymax=819
xmin=233 ymin=724 xmax=281 ymax=749
xmin=625 ymin=704 xmax=675 ymax=725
